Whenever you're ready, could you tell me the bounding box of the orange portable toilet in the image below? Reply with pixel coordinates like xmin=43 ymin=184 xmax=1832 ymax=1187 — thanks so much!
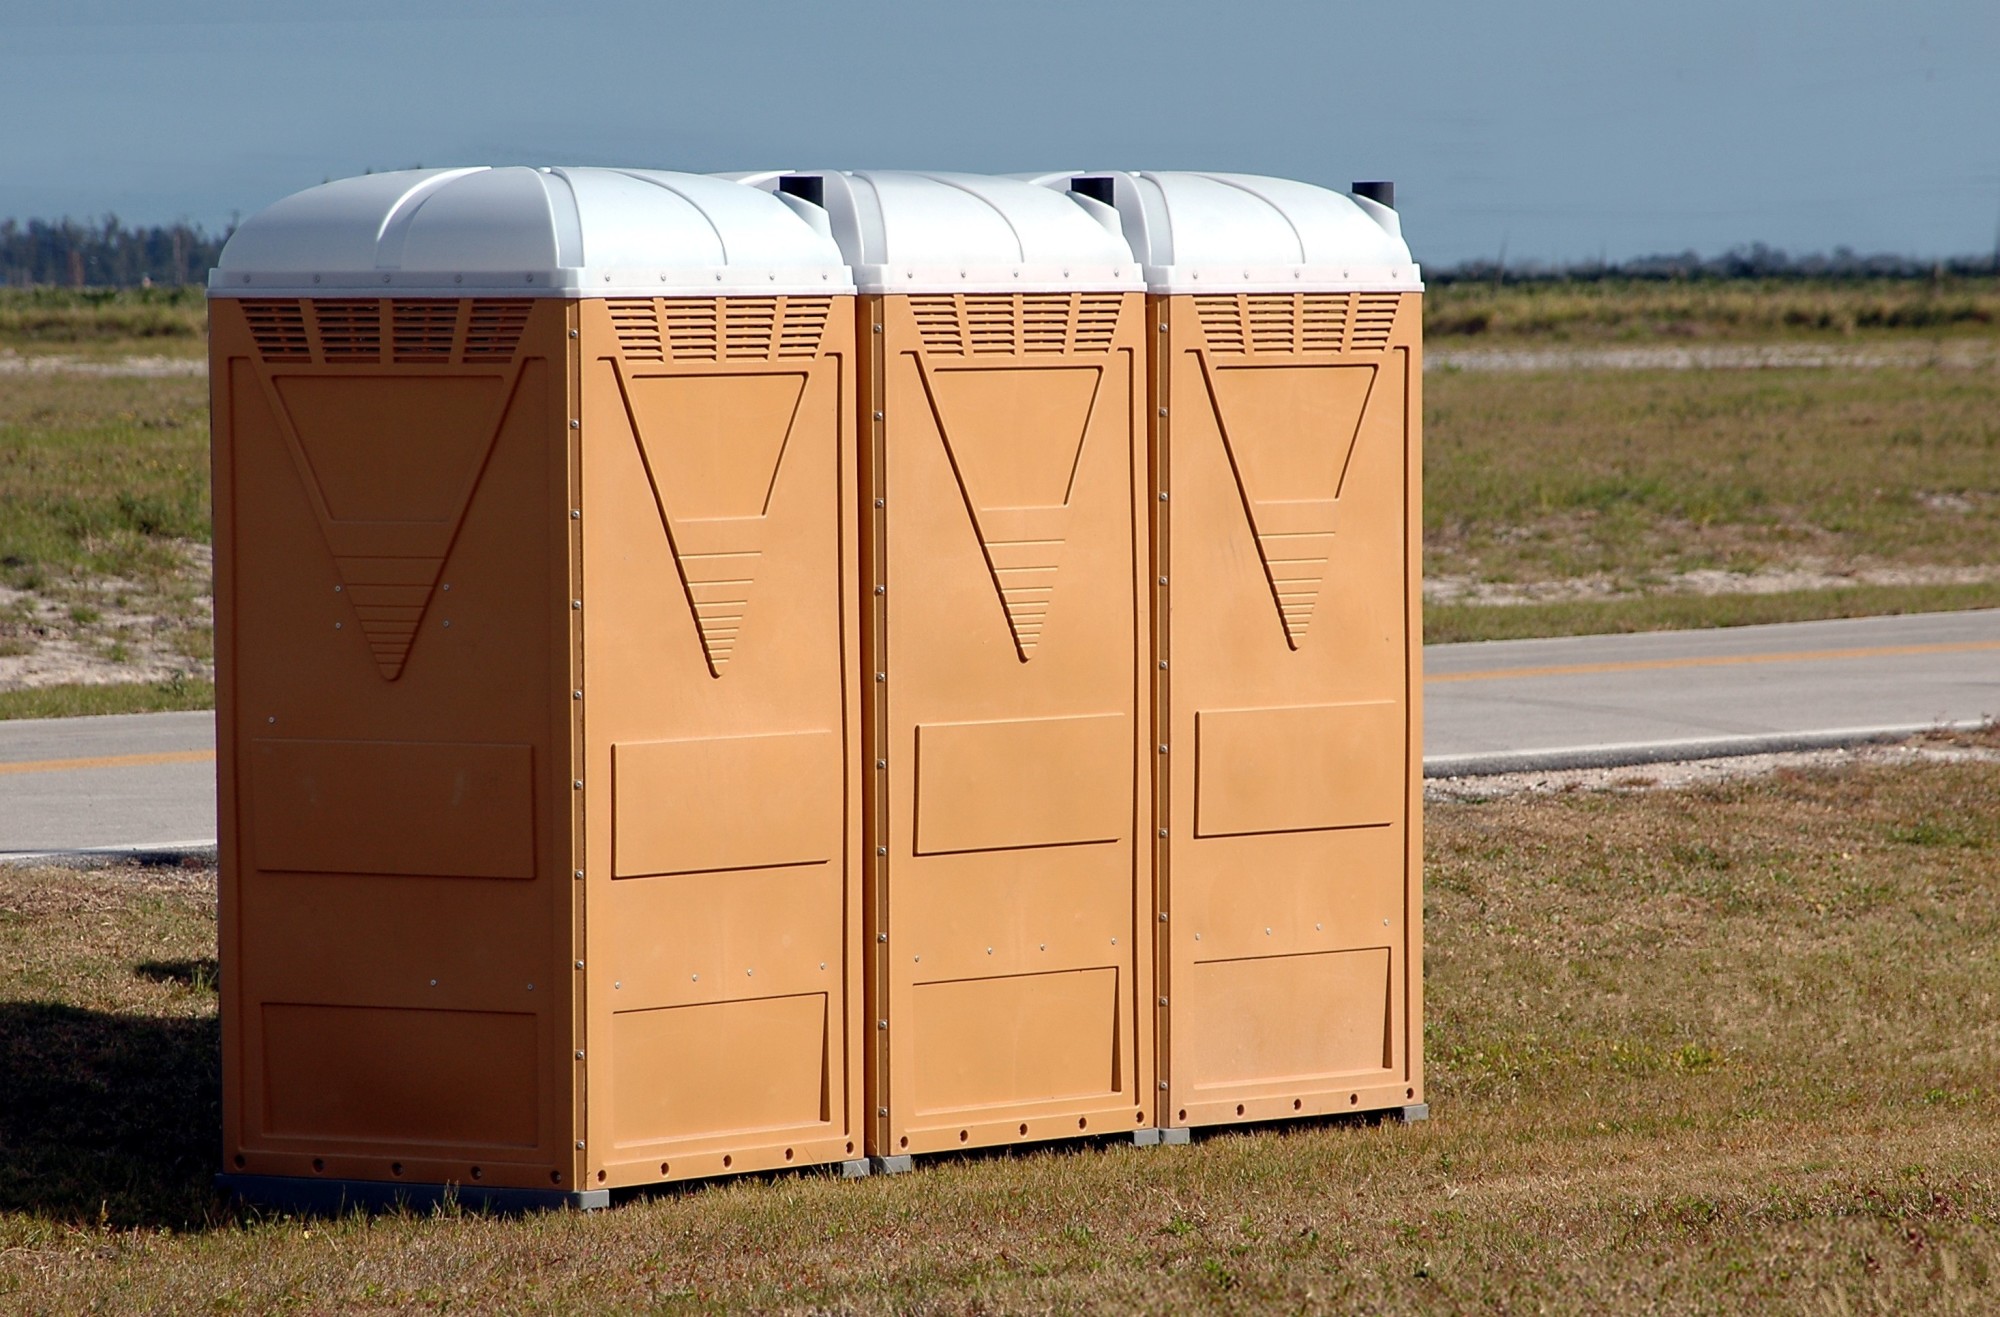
xmin=1049 ymin=171 xmax=1428 ymax=1134
xmin=745 ymin=171 xmax=1154 ymax=1168
xmin=208 ymin=166 xmax=865 ymax=1209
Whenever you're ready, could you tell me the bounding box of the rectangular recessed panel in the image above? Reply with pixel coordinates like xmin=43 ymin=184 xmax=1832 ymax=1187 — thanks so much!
xmin=1194 ymin=701 xmax=1403 ymax=838
xmin=260 ymin=1004 xmax=538 ymax=1147
xmin=250 ymin=739 xmax=536 ymax=878
xmin=911 ymin=969 xmax=1119 ymax=1114
xmin=610 ymin=994 xmax=828 ymax=1145
xmin=613 ymin=730 xmax=839 ymax=877
xmin=1182 ymin=949 xmax=1392 ymax=1088
xmin=914 ymin=714 xmax=1129 ymax=855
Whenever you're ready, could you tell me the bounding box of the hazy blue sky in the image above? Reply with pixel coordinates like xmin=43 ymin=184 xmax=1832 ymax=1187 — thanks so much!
xmin=4 ymin=0 xmax=1996 ymax=265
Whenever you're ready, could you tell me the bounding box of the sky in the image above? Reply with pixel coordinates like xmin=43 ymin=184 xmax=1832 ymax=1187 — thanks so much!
xmin=2 ymin=0 xmax=1997 ymax=266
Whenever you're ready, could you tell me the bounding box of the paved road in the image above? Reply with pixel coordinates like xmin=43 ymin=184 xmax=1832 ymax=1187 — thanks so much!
xmin=3 ymin=610 xmax=1997 ymax=859
xmin=1425 ymin=608 xmax=2000 ymax=774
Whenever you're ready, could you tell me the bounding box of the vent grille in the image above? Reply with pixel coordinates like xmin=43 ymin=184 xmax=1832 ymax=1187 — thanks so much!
xmin=311 ymin=301 xmax=382 ymax=362
xmin=242 ymin=300 xmax=310 ymax=361
xmin=392 ymin=300 xmax=458 ymax=362
xmin=606 ymin=297 xmax=832 ymax=362
xmin=1194 ymin=293 xmax=1405 ymax=355
xmin=463 ymin=300 xmax=531 ymax=360
xmin=911 ymin=294 xmax=1124 ymax=355
xmin=239 ymin=298 xmax=533 ymax=365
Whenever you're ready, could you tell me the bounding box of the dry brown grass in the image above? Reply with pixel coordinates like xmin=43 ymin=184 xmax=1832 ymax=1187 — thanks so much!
xmin=4 ymin=753 xmax=1999 ymax=1311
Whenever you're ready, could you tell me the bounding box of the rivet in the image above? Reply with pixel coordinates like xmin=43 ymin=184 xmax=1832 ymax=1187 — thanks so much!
xmin=874 ymin=585 xmax=885 ymax=595
xmin=572 ymin=779 xmax=584 ymax=790
xmin=875 ymin=672 xmax=885 ymax=682
xmin=986 ymin=947 xmax=993 ymax=955
xmin=875 ymin=498 xmax=885 ymax=508
xmin=1158 ymin=828 xmax=1168 ymax=838
xmin=613 ymin=981 xmax=620 ymax=990
xmin=1158 ymin=996 xmax=1169 ymax=1006
xmin=820 ymin=962 xmax=826 ymax=970
xmin=1195 ymin=932 xmax=1202 ymax=941
xmin=877 ymin=933 xmax=887 ymax=943
xmin=571 ymin=509 xmax=581 ymax=519
xmin=569 ymin=419 xmax=580 ymax=429
xmin=429 ymin=979 xmax=438 ymax=986
xmin=872 ymin=324 xmax=883 ymax=332
xmin=440 ymin=620 xmax=451 ymax=628
xmin=574 ymin=870 xmax=584 ymax=880
xmin=878 ymin=1106 xmax=889 ymax=1116
xmin=1158 ymin=744 xmax=1169 ymax=754
xmin=575 ymin=960 xmax=585 ymax=969
xmin=877 ymin=1020 xmax=888 ymax=1030
xmin=333 ymin=622 xmax=343 ymax=630
xmin=1158 ymin=407 xmax=1168 ymax=417
xmin=913 ymin=955 xmax=920 ymax=963
xmin=1158 ymin=660 xmax=1168 ymax=669
xmin=333 ymin=584 xmax=343 ymax=593
xmin=569 ymin=329 xmax=578 ymax=338
xmin=572 ymin=599 xmax=582 ymax=609
xmin=1384 ymin=918 xmax=1391 ymax=926
xmin=746 ymin=968 xmax=754 ymax=976
xmin=1159 ymin=323 xmax=1168 ymax=332
xmin=575 ymin=1050 xmax=584 ymax=1059
xmin=267 ymin=716 xmax=276 ymax=724
xmin=1265 ymin=928 xmax=1272 ymax=936
xmin=877 ymin=846 xmax=888 ymax=856
xmin=527 ymin=983 xmax=535 ymax=991
xmin=1039 ymin=943 xmax=1046 ymax=951
xmin=1158 ymin=576 xmax=1169 ymax=585
xmin=573 ymin=690 xmax=582 ymax=700
xmin=873 ymin=410 xmax=884 ymax=420
xmin=1315 ymin=923 xmax=1323 ymax=931
xmin=876 ymin=759 xmax=887 ymax=769
xmin=441 ymin=583 xmax=451 ymax=592
xmin=575 ymin=1141 xmax=585 ymax=1150
xmin=692 ymin=974 xmax=699 ymax=981
xmin=1159 ymin=1081 xmax=1169 ymax=1090
xmin=1158 ymin=492 xmax=1168 ymax=501
xmin=1110 ymin=938 xmax=1117 ymax=946
xmin=1159 ymin=912 xmax=1168 ymax=922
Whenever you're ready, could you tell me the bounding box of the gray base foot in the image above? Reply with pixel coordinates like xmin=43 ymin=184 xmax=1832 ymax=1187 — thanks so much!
xmin=869 ymin=1155 xmax=913 ymax=1175
xmin=1129 ymin=1127 xmax=1192 ymax=1147
xmin=1158 ymin=1126 xmax=1192 ymax=1145
xmin=1397 ymin=1103 xmax=1430 ymax=1123
xmin=837 ymin=1158 xmax=871 ymax=1179
xmin=216 ymin=1172 xmax=609 ymax=1215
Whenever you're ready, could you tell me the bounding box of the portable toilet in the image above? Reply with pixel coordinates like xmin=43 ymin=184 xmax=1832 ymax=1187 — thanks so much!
xmin=208 ymin=166 xmax=865 ymax=1208
xmin=742 ymin=170 xmax=1153 ymax=1166
xmin=1044 ymin=171 xmax=1427 ymax=1133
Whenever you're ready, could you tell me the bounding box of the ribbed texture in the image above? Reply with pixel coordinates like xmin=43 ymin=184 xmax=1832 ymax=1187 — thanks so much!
xmin=606 ymin=297 xmax=831 ymax=362
xmin=1195 ymin=293 xmax=1403 ymax=355
xmin=242 ymin=299 xmax=531 ymax=365
xmin=911 ymin=294 xmax=1123 ymax=356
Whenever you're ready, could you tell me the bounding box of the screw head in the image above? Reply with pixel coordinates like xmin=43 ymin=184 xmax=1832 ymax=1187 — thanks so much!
xmin=569 ymin=419 xmax=580 ymax=429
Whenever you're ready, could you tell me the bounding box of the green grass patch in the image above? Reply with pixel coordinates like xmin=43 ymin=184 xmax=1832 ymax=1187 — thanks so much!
xmin=0 ymin=678 xmax=213 ymax=720
xmin=5 ymin=759 xmax=2000 ymax=1308
xmin=1425 ymin=364 xmax=2000 ymax=586
xmin=0 ymin=286 xmax=206 ymax=355
xmin=1426 ymin=579 xmax=2000 ymax=644
xmin=1426 ymin=275 xmax=2000 ymax=343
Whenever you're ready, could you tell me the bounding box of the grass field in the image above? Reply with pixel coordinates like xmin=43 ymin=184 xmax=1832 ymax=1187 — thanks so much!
xmin=3 ymin=740 xmax=1998 ymax=1311
xmin=0 ymin=283 xmax=1996 ymax=713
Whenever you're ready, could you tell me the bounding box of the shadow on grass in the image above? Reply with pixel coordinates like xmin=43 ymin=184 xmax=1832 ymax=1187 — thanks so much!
xmin=134 ymin=957 xmax=219 ymax=991
xmin=0 ymin=1002 xmax=223 ymax=1228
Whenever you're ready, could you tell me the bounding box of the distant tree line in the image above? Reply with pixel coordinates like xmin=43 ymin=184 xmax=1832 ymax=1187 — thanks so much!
xmin=1434 ymin=242 xmax=2000 ymax=285
xmin=0 ymin=216 xmax=229 ymax=288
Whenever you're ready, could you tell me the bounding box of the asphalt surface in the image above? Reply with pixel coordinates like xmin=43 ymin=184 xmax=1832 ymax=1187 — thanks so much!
xmin=2 ymin=610 xmax=1997 ymax=860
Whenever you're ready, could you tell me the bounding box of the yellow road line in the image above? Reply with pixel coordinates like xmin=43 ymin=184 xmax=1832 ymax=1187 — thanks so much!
xmin=0 ymin=748 xmax=216 ymax=777
xmin=1429 ymin=639 xmax=2000 ymax=685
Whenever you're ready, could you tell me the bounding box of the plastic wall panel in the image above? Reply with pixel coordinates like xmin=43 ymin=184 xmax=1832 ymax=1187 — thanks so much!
xmin=212 ymin=296 xmax=580 ymax=1192
xmin=864 ymin=292 xmax=1154 ymax=1158
xmin=1152 ymin=292 xmax=1424 ymax=1130
xmin=578 ymin=296 xmax=864 ymax=1184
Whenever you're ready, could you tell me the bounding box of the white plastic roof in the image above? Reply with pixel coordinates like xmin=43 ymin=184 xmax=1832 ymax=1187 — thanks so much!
xmin=1027 ymin=171 xmax=1420 ymax=294
xmin=736 ymin=171 xmax=1140 ymax=294
xmin=210 ymin=167 xmax=854 ymax=298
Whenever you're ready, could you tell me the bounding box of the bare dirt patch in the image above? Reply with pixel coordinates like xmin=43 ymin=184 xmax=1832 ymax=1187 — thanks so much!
xmin=0 ymin=541 xmax=212 ymax=690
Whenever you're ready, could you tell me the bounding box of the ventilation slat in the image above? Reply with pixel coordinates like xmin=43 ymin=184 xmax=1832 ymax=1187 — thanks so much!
xmin=463 ymin=300 xmax=531 ymax=360
xmin=911 ymin=294 xmax=1122 ymax=355
xmin=311 ymin=300 xmax=382 ymax=363
xmin=392 ymin=300 xmax=458 ymax=363
xmin=1195 ymin=293 xmax=1402 ymax=355
xmin=242 ymin=300 xmax=310 ymax=362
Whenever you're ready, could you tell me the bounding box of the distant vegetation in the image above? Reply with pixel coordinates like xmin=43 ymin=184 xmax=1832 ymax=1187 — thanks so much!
xmin=0 ymin=216 xmax=228 ymax=289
